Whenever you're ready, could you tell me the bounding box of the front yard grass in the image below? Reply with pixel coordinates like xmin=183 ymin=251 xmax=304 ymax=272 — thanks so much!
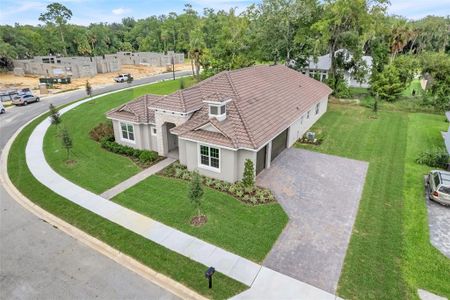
xmin=111 ymin=175 xmax=288 ymax=263
xmin=297 ymin=104 xmax=450 ymax=299
xmin=44 ymin=78 xmax=195 ymax=194
xmin=8 ymin=99 xmax=247 ymax=300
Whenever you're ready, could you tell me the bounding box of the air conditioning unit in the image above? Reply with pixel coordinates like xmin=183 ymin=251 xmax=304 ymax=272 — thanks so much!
xmin=306 ymin=131 xmax=315 ymax=142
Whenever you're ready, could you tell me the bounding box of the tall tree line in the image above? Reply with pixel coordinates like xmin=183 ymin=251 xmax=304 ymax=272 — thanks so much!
xmin=1 ymin=1 xmax=448 ymax=70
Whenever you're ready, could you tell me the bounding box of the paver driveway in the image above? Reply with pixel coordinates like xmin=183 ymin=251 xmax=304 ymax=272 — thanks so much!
xmin=425 ymin=187 xmax=450 ymax=258
xmin=257 ymin=148 xmax=368 ymax=293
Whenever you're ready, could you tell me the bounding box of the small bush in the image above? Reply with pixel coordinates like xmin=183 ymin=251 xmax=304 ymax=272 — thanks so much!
xmin=416 ymin=147 xmax=449 ymax=168
xmin=90 ymin=121 xmax=114 ymax=142
xmin=100 ymin=139 xmax=159 ymax=167
xmin=139 ymin=150 xmax=157 ymax=163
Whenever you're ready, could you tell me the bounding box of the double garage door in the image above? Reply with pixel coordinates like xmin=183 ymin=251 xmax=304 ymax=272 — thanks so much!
xmin=256 ymin=129 xmax=288 ymax=175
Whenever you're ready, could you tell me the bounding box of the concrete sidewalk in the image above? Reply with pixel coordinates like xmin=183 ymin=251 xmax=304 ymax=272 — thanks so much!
xmin=25 ymin=91 xmax=339 ymax=299
xmin=100 ymin=158 xmax=176 ymax=199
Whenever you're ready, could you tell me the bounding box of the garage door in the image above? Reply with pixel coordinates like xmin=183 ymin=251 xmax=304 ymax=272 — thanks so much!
xmin=271 ymin=129 xmax=288 ymax=161
xmin=256 ymin=145 xmax=267 ymax=175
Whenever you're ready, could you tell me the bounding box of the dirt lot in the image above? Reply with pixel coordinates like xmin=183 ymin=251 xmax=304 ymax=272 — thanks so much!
xmin=0 ymin=63 xmax=192 ymax=97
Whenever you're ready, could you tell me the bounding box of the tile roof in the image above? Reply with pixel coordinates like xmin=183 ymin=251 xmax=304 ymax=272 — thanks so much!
xmin=171 ymin=65 xmax=332 ymax=150
xmin=106 ymin=94 xmax=161 ymax=123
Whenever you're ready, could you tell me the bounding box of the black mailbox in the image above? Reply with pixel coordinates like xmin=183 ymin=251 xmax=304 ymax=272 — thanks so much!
xmin=205 ymin=266 xmax=215 ymax=289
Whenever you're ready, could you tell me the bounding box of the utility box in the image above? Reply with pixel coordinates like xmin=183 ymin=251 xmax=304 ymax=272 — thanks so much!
xmin=39 ymin=83 xmax=48 ymax=94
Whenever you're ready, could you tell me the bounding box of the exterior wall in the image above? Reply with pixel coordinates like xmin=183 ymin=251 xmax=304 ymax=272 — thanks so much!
xmin=116 ymin=51 xmax=184 ymax=67
xmin=154 ymin=111 xmax=191 ymax=156
xmin=287 ymin=96 xmax=329 ymax=147
xmin=181 ymin=139 xmax=241 ymax=183
xmin=112 ymin=120 xmax=158 ymax=151
xmin=179 ymin=138 xmax=256 ymax=183
xmin=236 ymin=149 xmax=257 ymax=181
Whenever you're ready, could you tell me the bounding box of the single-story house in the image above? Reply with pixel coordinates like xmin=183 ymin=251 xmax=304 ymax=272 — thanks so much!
xmin=301 ymin=49 xmax=373 ymax=88
xmin=107 ymin=65 xmax=332 ymax=182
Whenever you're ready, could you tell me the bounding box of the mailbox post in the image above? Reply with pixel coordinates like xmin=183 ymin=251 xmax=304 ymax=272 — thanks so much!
xmin=205 ymin=267 xmax=215 ymax=289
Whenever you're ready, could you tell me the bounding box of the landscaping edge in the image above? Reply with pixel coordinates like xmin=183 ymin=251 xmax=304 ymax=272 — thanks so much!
xmin=1 ymin=95 xmax=209 ymax=300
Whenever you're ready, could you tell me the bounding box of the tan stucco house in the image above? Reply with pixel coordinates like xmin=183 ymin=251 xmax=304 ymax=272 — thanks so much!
xmin=107 ymin=65 xmax=332 ymax=182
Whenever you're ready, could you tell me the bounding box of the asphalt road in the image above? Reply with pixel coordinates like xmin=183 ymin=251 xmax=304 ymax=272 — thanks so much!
xmin=0 ymin=71 xmax=190 ymax=299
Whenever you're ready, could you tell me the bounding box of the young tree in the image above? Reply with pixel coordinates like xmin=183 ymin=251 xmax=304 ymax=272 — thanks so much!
xmin=370 ymin=64 xmax=404 ymax=102
xmin=85 ymin=80 xmax=92 ymax=97
xmin=179 ymin=78 xmax=185 ymax=89
xmin=39 ymin=2 xmax=73 ymax=56
xmin=61 ymin=128 xmax=73 ymax=160
xmin=188 ymin=171 xmax=204 ymax=217
xmin=242 ymin=159 xmax=255 ymax=187
xmin=49 ymin=103 xmax=61 ymax=127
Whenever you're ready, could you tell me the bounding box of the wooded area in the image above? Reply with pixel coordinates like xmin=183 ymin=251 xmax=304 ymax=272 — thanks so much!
xmin=0 ymin=0 xmax=449 ymax=109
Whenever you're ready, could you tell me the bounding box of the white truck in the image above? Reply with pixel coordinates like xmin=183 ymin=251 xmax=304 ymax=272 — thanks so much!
xmin=114 ymin=73 xmax=133 ymax=83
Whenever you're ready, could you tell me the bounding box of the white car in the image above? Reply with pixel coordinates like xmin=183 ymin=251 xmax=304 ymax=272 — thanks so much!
xmin=427 ymin=170 xmax=450 ymax=206
xmin=0 ymin=102 xmax=5 ymax=114
xmin=12 ymin=94 xmax=40 ymax=106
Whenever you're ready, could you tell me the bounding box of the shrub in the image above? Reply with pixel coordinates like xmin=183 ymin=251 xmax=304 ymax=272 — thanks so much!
xmin=242 ymin=159 xmax=255 ymax=187
xmin=182 ymin=171 xmax=192 ymax=181
xmin=139 ymin=150 xmax=157 ymax=163
xmin=174 ymin=168 xmax=184 ymax=178
xmin=416 ymin=147 xmax=449 ymax=168
xmin=205 ymin=177 xmax=215 ymax=187
xmin=90 ymin=121 xmax=114 ymax=142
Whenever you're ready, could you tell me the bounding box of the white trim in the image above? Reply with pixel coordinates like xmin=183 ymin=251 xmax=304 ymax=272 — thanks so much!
xmin=196 ymin=122 xmax=221 ymax=133
xmin=106 ymin=116 xmax=155 ymax=126
xmin=179 ymin=137 xmax=238 ymax=152
xmin=197 ymin=144 xmax=221 ymax=173
xmin=203 ymin=99 xmax=232 ymax=105
xmin=119 ymin=122 xmax=136 ymax=144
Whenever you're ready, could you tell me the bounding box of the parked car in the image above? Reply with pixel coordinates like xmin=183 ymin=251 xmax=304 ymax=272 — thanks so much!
xmin=0 ymin=101 xmax=5 ymax=114
xmin=114 ymin=73 xmax=133 ymax=83
xmin=12 ymin=94 xmax=40 ymax=106
xmin=427 ymin=170 xmax=450 ymax=206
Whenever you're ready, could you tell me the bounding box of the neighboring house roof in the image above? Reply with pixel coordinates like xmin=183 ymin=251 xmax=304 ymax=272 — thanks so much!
xmin=305 ymin=49 xmax=373 ymax=71
xmin=171 ymin=65 xmax=332 ymax=150
xmin=107 ymin=94 xmax=161 ymax=123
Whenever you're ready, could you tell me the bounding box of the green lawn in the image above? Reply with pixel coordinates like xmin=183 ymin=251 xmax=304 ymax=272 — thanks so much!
xmin=44 ymin=78 xmax=195 ymax=194
xmin=112 ymin=175 xmax=288 ymax=263
xmin=8 ymin=96 xmax=247 ymax=300
xmin=297 ymin=104 xmax=450 ymax=299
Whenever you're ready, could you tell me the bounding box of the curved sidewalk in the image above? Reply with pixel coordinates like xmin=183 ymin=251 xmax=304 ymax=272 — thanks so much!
xmin=25 ymin=92 xmax=339 ymax=299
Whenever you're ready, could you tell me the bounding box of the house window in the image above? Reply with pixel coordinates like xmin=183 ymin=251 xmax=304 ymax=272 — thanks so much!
xmin=300 ymin=115 xmax=304 ymax=124
xmin=307 ymin=110 xmax=310 ymax=119
xmin=209 ymin=104 xmax=226 ymax=116
xmin=200 ymin=145 xmax=220 ymax=169
xmin=120 ymin=122 xmax=134 ymax=141
xmin=315 ymin=103 xmax=320 ymax=115
xmin=151 ymin=127 xmax=157 ymax=136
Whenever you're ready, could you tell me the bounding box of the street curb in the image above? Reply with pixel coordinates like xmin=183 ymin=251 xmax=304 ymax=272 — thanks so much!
xmin=0 ymin=88 xmax=207 ymax=300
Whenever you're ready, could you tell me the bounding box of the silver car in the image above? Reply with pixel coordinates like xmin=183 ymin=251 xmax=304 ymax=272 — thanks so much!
xmin=12 ymin=94 xmax=40 ymax=106
xmin=427 ymin=170 xmax=450 ymax=206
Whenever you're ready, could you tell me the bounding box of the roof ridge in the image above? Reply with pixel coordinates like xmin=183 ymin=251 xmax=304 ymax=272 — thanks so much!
xmin=225 ymin=71 xmax=257 ymax=149
xmin=178 ymin=90 xmax=186 ymax=112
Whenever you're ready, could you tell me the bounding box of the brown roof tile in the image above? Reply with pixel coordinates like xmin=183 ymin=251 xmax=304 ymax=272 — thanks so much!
xmin=172 ymin=65 xmax=331 ymax=149
xmin=107 ymin=94 xmax=161 ymax=123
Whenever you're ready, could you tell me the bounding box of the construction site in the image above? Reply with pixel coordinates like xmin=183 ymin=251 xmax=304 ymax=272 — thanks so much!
xmin=0 ymin=51 xmax=189 ymax=98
